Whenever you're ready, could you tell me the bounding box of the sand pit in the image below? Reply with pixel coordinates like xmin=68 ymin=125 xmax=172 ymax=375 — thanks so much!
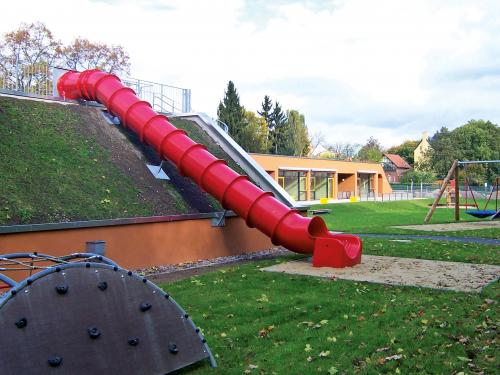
xmin=262 ymin=255 xmax=500 ymax=293
xmin=392 ymin=221 xmax=500 ymax=232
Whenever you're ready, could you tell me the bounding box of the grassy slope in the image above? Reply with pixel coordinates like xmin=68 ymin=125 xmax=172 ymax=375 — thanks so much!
xmin=0 ymin=97 xmax=162 ymax=225
xmin=310 ymin=199 xmax=500 ymax=239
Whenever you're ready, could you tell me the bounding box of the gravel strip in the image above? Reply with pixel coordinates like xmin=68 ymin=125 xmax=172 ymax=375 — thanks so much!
xmin=133 ymin=247 xmax=293 ymax=277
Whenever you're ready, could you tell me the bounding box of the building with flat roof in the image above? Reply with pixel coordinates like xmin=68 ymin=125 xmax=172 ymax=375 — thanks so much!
xmin=250 ymin=153 xmax=392 ymax=203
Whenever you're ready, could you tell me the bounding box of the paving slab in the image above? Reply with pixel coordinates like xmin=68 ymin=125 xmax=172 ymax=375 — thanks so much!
xmin=392 ymin=221 xmax=500 ymax=232
xmin=262 ymin=255 xmax=500 ymax=293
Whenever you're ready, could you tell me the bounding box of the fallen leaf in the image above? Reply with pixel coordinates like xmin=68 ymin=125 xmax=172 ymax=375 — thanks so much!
xmin=319 ymin=350 xmax=330 ymax=357
xmin=304 ymin=344 xmax=313 ymax=352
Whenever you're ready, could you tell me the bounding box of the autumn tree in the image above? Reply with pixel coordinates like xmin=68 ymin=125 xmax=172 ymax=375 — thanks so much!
xmin=60 ymin=38 xmax=130 ymax=75
xmin=357 ymin=136 xmax=384 ymax=162
xmin=282 ymin=109 xmax=310 ymax=156
xmin=239 ymin=110 xmax=269 ymax=153
xmin=386 ymin=140 xmax=419 ymax=165
xmin=0 ymin=22 xmax=61 ymax=92
xmin=325 ymin=142 xmax=361 ymax=160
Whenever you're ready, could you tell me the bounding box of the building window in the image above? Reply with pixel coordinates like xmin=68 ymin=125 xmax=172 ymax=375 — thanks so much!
xmin=310 ymin=171 xmax=334 ymax=200
xmin=278 ymin=170 xmax=307 ymax=201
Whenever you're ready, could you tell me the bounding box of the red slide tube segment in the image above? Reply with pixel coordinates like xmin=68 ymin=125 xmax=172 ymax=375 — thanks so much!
xmin=57 ymin=70 xmax=362 ymax=268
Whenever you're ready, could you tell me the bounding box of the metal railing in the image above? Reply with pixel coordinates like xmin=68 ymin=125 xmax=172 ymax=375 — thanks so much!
xmin=0 ymin=60 xmax=52 ymax=96
xmin=0 ymin=61 xmax=191 ymax=113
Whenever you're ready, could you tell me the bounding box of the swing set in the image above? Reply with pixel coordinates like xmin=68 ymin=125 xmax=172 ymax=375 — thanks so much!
xmin=424 ymin=159 xmax=500 ymax=223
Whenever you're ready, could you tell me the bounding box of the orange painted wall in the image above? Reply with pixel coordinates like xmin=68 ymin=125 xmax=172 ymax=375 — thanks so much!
xmin=0 ymin=217 xmax=273 ymax=274
xmin=251 ymin=154 xmax=392 ymax=196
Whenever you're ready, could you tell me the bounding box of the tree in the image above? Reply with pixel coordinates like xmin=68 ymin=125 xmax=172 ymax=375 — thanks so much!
xmin=0 ymin=22 xmax=61 ymax=92
xmin=239 ymin=110 xmax=269 ymax=153
xmin=258 ymin=95 xmax=273 ymax=126
xmin=269 ymin=101 xmax=287 ymax=154
xmin=282 ymin=109 xmax=310 ymax=156
xmin=424 ymin=120 xmax=500 ymax=182
xmin=400 ymin=170 xmax=436 ymax=184
xmin=217 ymin=81 xmax=245 ymax=143
xmin=357 ymin=136 xmax=384 ymax=162
xmin=308 ymin=131 xmax=326 ymax=156
xmin=387 ymin=140 xmax=419 ymax=165
xmin=324 ymin=142 xmax=361 ymax=160
xmin=60 ymin=38 xmax=130 ymax=75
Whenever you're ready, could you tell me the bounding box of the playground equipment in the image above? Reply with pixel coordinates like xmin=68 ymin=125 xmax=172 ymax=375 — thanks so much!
xmin=463 ymin=174 xmax=499 ymax=219
xmin=0 ymin=253 xmax=215 ymax=374
xmin=425 ymin=160 xmax=500 ymax=223
xmin=57 ymin=69 xmax=362 ymax=268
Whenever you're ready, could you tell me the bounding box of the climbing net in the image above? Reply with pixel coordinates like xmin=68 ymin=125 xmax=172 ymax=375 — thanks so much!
xmin=0 ymin=253 xmax=115 ymax=292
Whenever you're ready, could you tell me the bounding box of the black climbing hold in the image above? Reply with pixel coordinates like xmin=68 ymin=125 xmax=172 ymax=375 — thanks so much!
xmin=85 ymin=263 xmax=90 ymax=268
xmin=55 ymin=267 xmax=61 ymax=272
xmin=184 ymin=313 xmax=189 ymax=319
xmin=33 ymin=251 xmax=38 ymax=255
xmin=55 ymin=285 xmax=68 ymax=295
xmin=27 ymin=279 xmax=32 ymax=285
xmin=11 ymin=290 xmax=16 ymax=296
xmin=127 ymin=271 xmax=132 ymax=276
xmin=139 ymin=302 xmax=152 ymax=312
xmin=128 ymin=337 xmax=139 ymax=346
xmin=48 ymin=356 xmax=62 ymax=367
xmin=97 ymin=281 xmax=108 ymax=291
xmin=165 ymin=294 xmax=170 ymax=299
xmin=88 ymin=327 xmax=101 ymax=339
xmin=98 ymin=256 xmax=103 ymax=261
xmin=15 ymin=318 xmax=27 ymax=329
xmin=195 ymin=328 xmax=200 ymax=333
xmin=113 ymin=266 xmax=118 ymax=271
xmin=168 ymin=342 xmax=179 ymax=354
xmin=202 ymin=338 xmax=206 ymax=343
xmin=142 ymin=278 xmax=147 ymax=283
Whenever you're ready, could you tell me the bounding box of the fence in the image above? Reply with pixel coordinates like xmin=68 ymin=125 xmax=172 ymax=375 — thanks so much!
xmin=0 ymin=61 xmax=191 ymax=113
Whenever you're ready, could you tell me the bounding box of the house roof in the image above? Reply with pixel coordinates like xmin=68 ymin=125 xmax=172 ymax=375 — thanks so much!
xmin=384 ymin=154 xmax=411 ymax=169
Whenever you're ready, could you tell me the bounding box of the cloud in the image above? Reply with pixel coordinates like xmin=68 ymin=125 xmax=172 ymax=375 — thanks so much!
xmin=1 ymin=0 xmax=500 ymax=148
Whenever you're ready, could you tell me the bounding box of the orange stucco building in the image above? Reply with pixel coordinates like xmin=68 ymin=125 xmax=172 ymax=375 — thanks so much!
xmin=251 ymin=154 xmax=392 ymax=202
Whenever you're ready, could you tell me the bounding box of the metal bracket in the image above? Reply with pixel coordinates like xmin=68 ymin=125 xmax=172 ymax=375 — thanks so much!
xmin=146 ymin=160 xmax=170 ymax=180
xmin=211 ymin=211 xmax=227 ymax=227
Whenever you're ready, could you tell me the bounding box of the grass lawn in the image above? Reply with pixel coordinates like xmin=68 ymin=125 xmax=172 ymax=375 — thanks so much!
xmin=309 ymin=199 xmax=500 ymax=239
xmin=161 ymin=201 xmax=499 ymax=374
xmin=163 ymin=245 xmax=498 ymax=374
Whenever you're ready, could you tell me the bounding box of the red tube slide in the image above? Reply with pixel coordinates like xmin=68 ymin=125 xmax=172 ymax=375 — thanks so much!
xmin=57 ymin=70 xmax=362 ymax=268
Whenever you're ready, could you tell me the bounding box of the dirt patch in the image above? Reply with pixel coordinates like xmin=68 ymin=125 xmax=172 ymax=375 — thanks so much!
xmin=262 ymin=255 xmax=500 ymax=292
xmin=392 ymin=221 xmax=500 ymax=232
xmin=69 ymin=104 xmax=220 ymax=214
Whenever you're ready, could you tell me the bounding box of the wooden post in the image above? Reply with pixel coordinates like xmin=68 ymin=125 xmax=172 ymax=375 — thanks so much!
xmin=424 ymin=160 xmax=458 ymax=224
xmin=454 ymin=164 xmax=460 ymax=221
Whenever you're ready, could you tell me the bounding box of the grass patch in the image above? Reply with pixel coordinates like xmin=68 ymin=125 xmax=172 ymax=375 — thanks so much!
xmin=310 ymin=199 xmax=500 ymax=239
xmin=162 ymin=253 xmax=499 ymax=374
xmin=363 ymin=238 xmax=499 ymax=265
xmin=0 ymin=97 xmax=159 ymax=224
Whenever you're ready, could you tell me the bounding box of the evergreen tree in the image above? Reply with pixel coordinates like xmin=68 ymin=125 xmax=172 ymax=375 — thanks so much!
xmin=269 ymin=101 xmax=287 ymax=154
xmin=217 ymin=81 xmax=244 ymax=142
xmin=258 ymin=95 xmax=273 ymax=125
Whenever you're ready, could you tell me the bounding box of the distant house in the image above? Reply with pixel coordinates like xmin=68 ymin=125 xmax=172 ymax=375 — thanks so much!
xmin=414 ymin=131 xmax=431 ymax=167
xmin=382 ymin=154 xmax=411 ymax=183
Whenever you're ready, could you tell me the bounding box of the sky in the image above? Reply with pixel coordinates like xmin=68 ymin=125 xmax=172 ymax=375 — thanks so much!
xmin=1 ymin=0 xmax=500 ymax=148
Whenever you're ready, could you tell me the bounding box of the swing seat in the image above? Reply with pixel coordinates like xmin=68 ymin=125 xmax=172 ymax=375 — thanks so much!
xmin=465 ymin=210 xmax=497 ymax=218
